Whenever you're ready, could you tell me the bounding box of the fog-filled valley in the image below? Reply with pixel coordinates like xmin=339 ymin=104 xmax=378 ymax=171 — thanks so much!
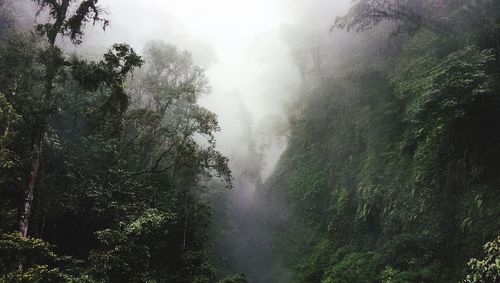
xmin=0 ymin=1 xmax=499 ymax=282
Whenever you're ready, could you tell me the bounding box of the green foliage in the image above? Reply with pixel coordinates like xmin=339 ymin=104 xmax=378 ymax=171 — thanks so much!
xmin=0 ymin=265 xmax=71 ymax=283
xmin=2 ymin=0 xmax=499 ymax=282
xmin=0 ymin=232 xmax=70 ymax=282
xmin=71 ymin=44 xmax=144 ymax=92
xmin=392 ymin=43 xmax=498 ymax=188
xmin=33 ymin=0 xmax=109 ymax=45
xmin=70 ymin=43 xmax=143 ymax=126
xmin=0 ymin=4 xmax=230 ymax=282
xmin=0 ymin=232 xmax=56 ymax=272
xmin=262 ymin=1 xmax=500 ymax=282
xmin=296 ymin=239 xmax=337 ymax=283
xmin=0 ymin=92 xmax=20 ymax=169
xmin=322 ymin=252 xmax=383 ymax=283
xmin=88 ymin=209 xmax=175 ymax=282
xmin=394 ymin=45 xmax=496 ymax=145
xmin=463 ymin=236 xmax=500 ymax=283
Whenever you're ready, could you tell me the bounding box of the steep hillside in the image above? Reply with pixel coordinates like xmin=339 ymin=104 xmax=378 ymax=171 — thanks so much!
xmin=263 ymin=1 xmax=500 ymax=282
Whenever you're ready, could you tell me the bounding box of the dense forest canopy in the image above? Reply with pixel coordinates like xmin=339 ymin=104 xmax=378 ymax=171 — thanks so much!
xmin=0 ymin=0 xmax=233 ymax=281
xmin=0 ymin=0 xmax=499 ymax=282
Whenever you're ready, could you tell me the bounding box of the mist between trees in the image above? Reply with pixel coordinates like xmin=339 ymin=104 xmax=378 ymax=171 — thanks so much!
xmin=0 ymin=1 xmax=499 ymax=283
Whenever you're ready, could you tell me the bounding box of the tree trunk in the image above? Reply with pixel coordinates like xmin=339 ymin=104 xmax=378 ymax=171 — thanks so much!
xmin=17 ymin=0 xmax=66 ymax=235
xmin=182 ymin=204 xmax=188 ymax=250
xmin=19 ymin=141 xmax=42 ymax=237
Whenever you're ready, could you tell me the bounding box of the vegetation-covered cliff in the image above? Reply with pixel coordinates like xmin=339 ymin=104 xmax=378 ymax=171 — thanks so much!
xmin=1 ymin=1 xmax=499 ymax=282
xmin=260 ymin=1 xmax=500 ymax=282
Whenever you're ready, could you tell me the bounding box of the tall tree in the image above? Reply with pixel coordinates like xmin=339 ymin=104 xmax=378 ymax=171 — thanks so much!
xmin=18 ymin=0 xmax=139 ymax=237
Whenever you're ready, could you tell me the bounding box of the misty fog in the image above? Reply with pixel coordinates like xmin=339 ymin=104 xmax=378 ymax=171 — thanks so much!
xmin=3 ymin=0 xmax=499 ymax=282
xmin=84 ymin=0 xmax=345 ymax=280
xmin=71 ymin=1 xmax=354 ymax=281
xmin=68 ymin=0 xmax=350 ymax=178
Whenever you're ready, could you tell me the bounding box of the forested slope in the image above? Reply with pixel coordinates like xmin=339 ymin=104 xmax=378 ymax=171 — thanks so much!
xmin=262 ymin=1 xmax=500 ymax=282
xmin=1 ymin=1 xmax=500 ymax=282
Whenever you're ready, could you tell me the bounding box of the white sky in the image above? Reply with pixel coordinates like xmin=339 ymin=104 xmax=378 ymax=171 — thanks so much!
xmin=161 ymin=0 xmax=282 ymax=47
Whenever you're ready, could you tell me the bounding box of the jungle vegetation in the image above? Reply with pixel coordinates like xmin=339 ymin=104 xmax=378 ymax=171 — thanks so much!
xmin=0 ymin=1 xmax=499 ymax=283
xmin=0 ymin=1 xmax=235 ymax=282
xmin=255 ymin=0 xmax=500 ymax=282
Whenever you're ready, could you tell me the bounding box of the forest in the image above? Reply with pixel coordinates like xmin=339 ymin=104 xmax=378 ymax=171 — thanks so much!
xmin=0 ymin=0 xmax=499 ymax=282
